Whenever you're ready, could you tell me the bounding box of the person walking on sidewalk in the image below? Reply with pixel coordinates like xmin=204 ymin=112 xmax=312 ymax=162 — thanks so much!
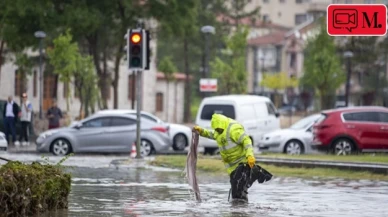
xmin=47 ymin=99 xmax=63 ymax=129
xmin=16 ymin=93 xmax=33 ymax=146
xmin=3 ymin=96 xmax=20 ymax=145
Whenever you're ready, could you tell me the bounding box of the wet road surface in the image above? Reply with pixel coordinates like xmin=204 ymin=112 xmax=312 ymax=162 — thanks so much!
xmin=1 ymin=154 xmax=387 ymax=217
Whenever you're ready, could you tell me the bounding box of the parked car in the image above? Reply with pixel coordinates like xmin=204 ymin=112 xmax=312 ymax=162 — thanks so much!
xmin=0 ymin=132 xmax=7 ymax=152
xmin=0 ymin=99 xmax=36 ymax=140
xmin=97 ymin=109 xmax=192 ymax=151
xmin=312 ymin=106 xmax=388 ymax=155
xmin=36 ymin=113 xmax=171 ymax=156
xmin=195 ymin=95 xmax=280 ymax=155
xmin=259 ymin=114 xmax=322 ymax=155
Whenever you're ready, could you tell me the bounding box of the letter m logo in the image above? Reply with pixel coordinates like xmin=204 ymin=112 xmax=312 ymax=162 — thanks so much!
xmin=362 ymin=12 xmax=380 ymax=28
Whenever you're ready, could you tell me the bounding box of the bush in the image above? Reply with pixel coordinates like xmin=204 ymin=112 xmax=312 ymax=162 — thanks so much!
xmin=0 ymin=160 xmax=71 ymax=217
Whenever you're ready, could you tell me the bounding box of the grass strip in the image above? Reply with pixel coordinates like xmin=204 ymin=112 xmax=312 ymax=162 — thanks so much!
xmin=150 ymin=155 xmax=388 ymax=181
xmin=258 ymin=153 xmax=388 ymax=164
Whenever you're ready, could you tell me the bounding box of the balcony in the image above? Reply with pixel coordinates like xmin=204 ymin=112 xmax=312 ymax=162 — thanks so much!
xmin=307 ymin=0 xmax=333 ymax=12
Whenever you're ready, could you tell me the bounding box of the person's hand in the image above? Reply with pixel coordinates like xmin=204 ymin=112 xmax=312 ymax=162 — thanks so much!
xmin=247 ymin=156 xmax=256 ymax=168
xmin=192 ymin=126 xmax=203 ymax=134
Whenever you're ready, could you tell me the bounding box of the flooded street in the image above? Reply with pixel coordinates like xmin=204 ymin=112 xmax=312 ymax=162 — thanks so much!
xmin=1 ymin=154 xmax=388 ymax=217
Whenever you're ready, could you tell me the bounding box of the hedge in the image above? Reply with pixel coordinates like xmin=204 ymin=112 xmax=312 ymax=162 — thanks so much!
xmin=0 ymin=161 xmax=71 ymax=217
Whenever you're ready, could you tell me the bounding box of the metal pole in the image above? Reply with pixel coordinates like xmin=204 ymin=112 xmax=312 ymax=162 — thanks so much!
xmin=39 ymin=39 xmax=43 ymax=119
xmin=345 ymin=57 xmax=351 ymax=107
xmin=205 ymin=33 xmax=210 ymax=78
xmin=135 ymin=70 xmax=142 ymax=159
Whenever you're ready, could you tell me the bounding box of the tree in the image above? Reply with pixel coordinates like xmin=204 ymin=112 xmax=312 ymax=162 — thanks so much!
xmin=261 ymin=72 xmax=299 ymax=90
xmin=47 ymin=30 xmax=98 ymax=117
xmin=211 ymin=26 xmax=249 ymax=94
xmin=158 ymin=56 xmax=177 ymax=121
xmin=47 ymin=30 xmax=78 ymax=112
xmin=302 ymin=21 xmax=344 ymax=110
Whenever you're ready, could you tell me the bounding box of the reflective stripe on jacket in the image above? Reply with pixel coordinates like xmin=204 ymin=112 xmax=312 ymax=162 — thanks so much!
xmin=200 ymin=114 xmax=254 ymax=175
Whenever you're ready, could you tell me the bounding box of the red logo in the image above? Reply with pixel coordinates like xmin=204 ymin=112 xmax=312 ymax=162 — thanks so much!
xmin=327 ymin=4 xmax=387 ymax=36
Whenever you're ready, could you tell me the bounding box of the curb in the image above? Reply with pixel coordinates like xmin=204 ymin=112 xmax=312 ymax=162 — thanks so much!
xmin=255 ymin=157 xmax=388 ymax=175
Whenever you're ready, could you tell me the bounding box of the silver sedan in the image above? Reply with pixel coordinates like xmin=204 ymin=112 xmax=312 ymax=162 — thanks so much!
xmin=258 ymin=114 xmax=323 ymax=155
xmin=36 ymin=113 xmax=171 ymax=156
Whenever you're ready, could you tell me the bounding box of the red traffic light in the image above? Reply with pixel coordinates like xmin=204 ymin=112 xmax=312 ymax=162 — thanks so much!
xmin=130 ymin=33 xmax=141 ymax=44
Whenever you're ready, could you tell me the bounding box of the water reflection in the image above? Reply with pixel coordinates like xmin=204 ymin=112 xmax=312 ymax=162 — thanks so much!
xmin=38 ymin=166 xmax=388 ymax=217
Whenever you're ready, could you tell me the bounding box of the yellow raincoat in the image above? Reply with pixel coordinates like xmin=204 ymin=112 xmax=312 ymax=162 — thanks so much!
xmin=199 ymin=114 xmax=254 ymax=175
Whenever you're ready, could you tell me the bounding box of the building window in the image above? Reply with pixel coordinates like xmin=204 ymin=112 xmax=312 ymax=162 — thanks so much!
xmin=263 ymin=0 xmax=269 ymax=3
xmin=290 ymin=52 xmax=297 ymax=69
xmin=279 ymin=0 xmax=285 ymax=2
xmin=33 ymin=70 xmax=37 ymax=97
xmin=128 ymin=74 xmax=136 ymax=100
xmin=14 ymin=71 xmax=24 ymax=97
xmin=156 ymin=92 xmax=163 ymax=112
xmin=262 ymin=14 xmax=270 ymax=22
xmin=295 ymin=14 xmax=307 ymax=25
xmin=296 ymin=0 xmax=303 ymax=3
xmin=63 ymin=82 xmax=69 ymax=98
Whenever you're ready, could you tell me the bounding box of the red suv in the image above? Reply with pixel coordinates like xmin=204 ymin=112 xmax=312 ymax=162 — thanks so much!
xmin=312 ymin=106 xmax=388 ymax=155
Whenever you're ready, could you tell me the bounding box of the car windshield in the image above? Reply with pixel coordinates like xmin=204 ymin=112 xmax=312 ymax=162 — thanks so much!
xmin=290 ymin=114 xmax=321 ymax=130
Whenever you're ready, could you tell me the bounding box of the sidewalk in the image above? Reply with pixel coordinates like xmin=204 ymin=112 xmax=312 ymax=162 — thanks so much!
xmin=7 ymin=143 xmax=37 ymax=154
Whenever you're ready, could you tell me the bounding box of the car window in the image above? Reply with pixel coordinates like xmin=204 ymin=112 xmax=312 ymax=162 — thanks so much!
xmin=254 ymin=103 xmax=269 ymax=118
xmin=378 ymin=112 xmax=388 ymax=123
xmin=239 ymin=104 xmax=256 ymax=121
xmin=141 ymin=114 xmax=158 ymax=123
xmin=110 ymin=117 xmax=136 ymax=126
xmin=266 ymin=102 xmax=276 ymax=116
xmin=343 ymin=112 xmax=379 ymax=122
xmin=200 ymin=104 xmax=235 ymax=120
xmin=83 ymin=118 xmax=111 ymax=128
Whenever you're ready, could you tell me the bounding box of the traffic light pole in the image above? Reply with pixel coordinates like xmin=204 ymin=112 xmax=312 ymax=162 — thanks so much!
xmin=135 ymin=70 xmax=142 ymax=158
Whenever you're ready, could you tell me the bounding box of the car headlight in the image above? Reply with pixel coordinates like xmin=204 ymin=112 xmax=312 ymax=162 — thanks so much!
xmin=39 ymin=131 xmax=58 ymax=140
xmin=265 ymin=135 xmax=282 ymax=141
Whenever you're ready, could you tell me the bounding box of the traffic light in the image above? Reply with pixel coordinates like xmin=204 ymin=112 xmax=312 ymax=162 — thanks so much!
xmin=126 ymin=29 xmax=150 ymax=70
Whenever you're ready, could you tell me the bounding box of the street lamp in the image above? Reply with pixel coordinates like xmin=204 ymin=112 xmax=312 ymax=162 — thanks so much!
xmin=34 ymin=31 xmax=46 ymax=119
xmin=343 ymin=51 xmax=354 ymax=107
xmin=201 ymin=25 xmax=215 ymax=97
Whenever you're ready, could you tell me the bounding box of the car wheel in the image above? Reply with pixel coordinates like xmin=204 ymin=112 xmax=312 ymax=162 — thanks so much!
xmin=332 ymin=138 xmax=355 ymax=155
xmin=284 ymin=140 xmax=304 ymax=155
xmin=51 ymin=139 xmax=72 ymax=156
xmin=140 ymin=139 xmax=154 ymax=157
xmin=172 ymin=133 xmax=187 ymax=151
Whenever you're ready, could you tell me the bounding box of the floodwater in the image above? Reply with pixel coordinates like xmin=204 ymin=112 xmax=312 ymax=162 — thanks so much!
xmin=1 ymin=154 xmax=388 ymax=217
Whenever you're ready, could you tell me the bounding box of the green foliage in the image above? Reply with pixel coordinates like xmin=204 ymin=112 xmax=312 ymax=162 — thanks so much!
xmin=302 ymin=21 xmax=344 ymax=109
xmin=0 ymin=160 xmax=71 ymax=216
xmin=158 ymin=56 xmax=177 ymax=82
xmin=47 ymin=30 xmax=98 ymax=116
xmin=261 ymin=72 xmax=299 ymax=90
xmin=211 ymin=27 xmax=250 ymax=94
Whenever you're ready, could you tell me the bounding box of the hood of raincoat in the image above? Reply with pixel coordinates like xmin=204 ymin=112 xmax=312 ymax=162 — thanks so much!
xmin=211 ymin=114 xmax=230 ymax=130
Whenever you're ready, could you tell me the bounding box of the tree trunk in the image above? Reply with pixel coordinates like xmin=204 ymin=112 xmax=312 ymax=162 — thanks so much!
xmin=174 ymin=81 xmax=178 ymax=123
xmin=166 ymin=81 xmax=169 ymax=122
xmin=0 ymin=40 xmax=4 ymax=80
xmin=183 ymin=37 xmax=192 ymax=123
xmin=113 ymin=36 xmax=124 ymax=109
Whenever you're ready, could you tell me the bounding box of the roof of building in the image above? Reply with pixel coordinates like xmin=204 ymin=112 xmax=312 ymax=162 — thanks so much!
xmin=216 ymin=14 xmax=290 ymax=31
xmin=247 ymin=30 xmax=288 ymax=46
xmin=203 ymin=94 xmax=271 ymax=103
xmin=156 ymin=72 xmax=193 ymax=81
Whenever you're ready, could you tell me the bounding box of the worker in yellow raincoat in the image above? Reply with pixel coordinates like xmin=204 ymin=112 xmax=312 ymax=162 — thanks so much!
xmin=193 ymin=113 xmax=272 ymax=202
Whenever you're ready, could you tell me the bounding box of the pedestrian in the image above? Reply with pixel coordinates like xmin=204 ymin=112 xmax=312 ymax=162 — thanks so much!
xmin=2 ymin=96 xmax=20 ymax=145
xmin=47 ymin=99 xmax=63 ymax=129
xmin=16 ymin=93 xmax=33 ymax=146
xmin=192 ymin=113 xmax=272 ymax=202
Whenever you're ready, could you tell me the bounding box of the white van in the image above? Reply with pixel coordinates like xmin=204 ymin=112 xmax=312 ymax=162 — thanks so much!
xmin=195 ymin=95 xmax=280 ymax=155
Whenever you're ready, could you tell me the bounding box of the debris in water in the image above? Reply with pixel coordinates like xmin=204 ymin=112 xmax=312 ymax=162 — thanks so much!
xmin=184 ymin=132 xmax=201 ymax=202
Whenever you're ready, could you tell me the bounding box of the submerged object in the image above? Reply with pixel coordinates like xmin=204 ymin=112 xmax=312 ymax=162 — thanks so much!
xmin=184 ymin=132 xmax=201 ymax=202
